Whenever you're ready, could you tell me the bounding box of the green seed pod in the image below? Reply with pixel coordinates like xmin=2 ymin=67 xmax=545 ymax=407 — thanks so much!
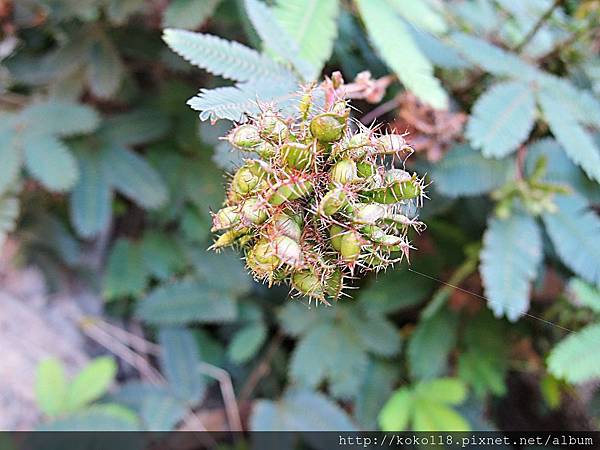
xmin=232 ymin=162 xmax=265 ymax=194
xmin=356 ymin=161 xmax=377 ymax=178
xmin=228 ymin=124 xmax=262 ymax=150
xmin=318 ymin=189 xmax=347 ymax=216
xmin=353 ymin=203 xmax=386 ymax=224
xmin=330 ymin=159 xmax=357 ymax=184
xmin=365 ymin=179 xmax=421 ymax=204
xmin=255 ymin=141 xmax=276 ymax=159
xmin=330 ymin=224 xmax=345 ymax=251
xmin=325 ymin=269 xmax=344 ymax=299
xmin=271 ymin=212 xmax=302 ymax=241
xmin=287 ymin=179 xmax=314 ymax=200
xmin=259 ymin=110 xmax=289 ymax=141
xmin=281 ymin=142 xmax=312 ymax=170
xmin=248 ymin=239 xmax=281 ymax=273
xmin=241 ymin=197 xmax=268 ymax=224
xmin=292 ymin=270 xmax=324 ymax=297
xmin=273 ymin=235 xmax=303 ymax=267
xmin=361 ymin=224 xmax=385 ymax=241
xmin=310 ymin=113 xmax=346 ymax=143
xmin=211 ymin=206 xmax=240 ymax=232
xmin=375 ymin=134 xmax=412 ymax=155
xmin=339 ymin=230 xmax=362 ymax=263
xmin=211 ymin=228 xmax=247 ymax=249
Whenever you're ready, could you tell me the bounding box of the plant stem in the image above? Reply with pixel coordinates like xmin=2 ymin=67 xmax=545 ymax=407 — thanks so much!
xmin=513 ymin=0 xmax=564 ymax=53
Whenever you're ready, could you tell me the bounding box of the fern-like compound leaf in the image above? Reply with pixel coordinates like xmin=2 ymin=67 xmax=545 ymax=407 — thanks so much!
xmin=162 ymin=28 xmax=291 ymax=82
xmin=537 ymin=88 xmax=600 ymax=183
xmin=432 ymin=144 xmax=515 ymax=197
xmin=245 ymin=0 xmax=315 ymax=81
xmin=466 ymin=81 xmax=536 ymax=158
xmin=274 ymin=0 xmax=339 ymax=79
xmin=548 ymin=323 xmax=600 ymax=384
xmin=480 ymin=214 xmax=543 ymax=321
xmin=356 ymin=0 xmax=448 ymax=109
xmin=543 ymin=194 xmax=600 ymax=287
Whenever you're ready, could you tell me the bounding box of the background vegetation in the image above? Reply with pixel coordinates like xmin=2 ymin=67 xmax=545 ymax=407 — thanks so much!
xmin=1 ymin=0 xmax=600 ymax=435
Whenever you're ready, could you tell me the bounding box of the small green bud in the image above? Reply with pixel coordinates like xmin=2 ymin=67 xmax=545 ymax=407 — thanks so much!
xmin=211 ymin=206 xmax=240 ymax=231
xmin=248 ymin=239 xmax=281 ymax=273
xmin=241 ymin=197 xmax=268 ymax=224
xmin=287 ymin=179 xmax=314 ymax=200
xmin=281 ymin=142 xmax=312 ymax=170
xmin=228 ymin=124 xmax=262 ymax=150
xmin=330 ymin=224 xmax=345 ymax=251
xmin=339 ymin=230 xmax=362 ymax=263
xmin=259 ymin=110 xmax=289 ymax=141
xmin=310 ymin=113 xmax=346 ymax=143
xmin=255 ymin=141 xmax=276 ymax=159
xmin=271 ymin=212 xmax=302 ymax=241
xmin=330 ymin=159 xmax=357 ymax=184
xmin=366 ymin=179 xmax=422 ymax=204
xmin=356 ymin=161 xmax=377 ymax=178
xmin=325 ymin=269 xmax=344 ymax=299
xmin=292 ymin=270 xmax=324 ymax=298
xmin=232 ymin=162 xmax=265 ymax=194
xmin=211 ymin=228 xmax=247 ymax=249
xmin=318 ymin=189 xmax=347 ymax=216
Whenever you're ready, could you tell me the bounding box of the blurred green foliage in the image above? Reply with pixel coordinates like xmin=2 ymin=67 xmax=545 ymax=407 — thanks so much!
xmin=2 ymin=0 xmax=600 ymax=434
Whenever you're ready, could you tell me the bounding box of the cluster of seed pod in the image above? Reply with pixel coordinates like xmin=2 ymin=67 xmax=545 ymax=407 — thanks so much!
xmin=210 ymin=87 xmax=426 ymax=303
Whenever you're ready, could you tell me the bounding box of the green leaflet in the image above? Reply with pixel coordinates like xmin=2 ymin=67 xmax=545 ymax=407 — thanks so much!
xmin=408 ymin=309 xmax=458 ymax=380
xmin=250 ymin=389 xmax=356 ymax=431
xmin=23 ymin=132 xmax=79 ymax=192
xmin=387 ymin=0 xmax=447 ymax=35
xmin=480 ymin=214 xmax=543 ymax=321
xmin=36 ymin=358 xmax=68 ymax=417
xmin=87 ymin=35 xmax=124 ymax=99
xmin=163 ymin=0 xmax=222 ymax=30
xmin=537 ymin=88 xmax=600 ymax=183
xmin=18 ymin=100 xmax=100 ymax=136
xmin=37 ymin=404 xmax=139 ymax=431
xmin=158 ymin=327 xmax=205 ymax=403
xmin=103 ymin=238 xmax=149 ymax=300
xmin=466 ymin=81 xmax=537 ymax=158
xmin=355 ymin=0 xmax=448 ymax=109
xmin=245 ymin=0 xmax=315 ymax=81
xmin=187 ymin=79 xmax=300 ymax=122
xmin=450 ymin=32 xmax=539 ymax=80
xmin=65 ymin=357 xmax=118 ymax=412
xmin=289 ymin=322 xmax=369 ymax=398
xmin=136 ymin=280 xmax=238 ymax=325
xmin=98 ymin=109 xmax=170 ymax=146
xmin=379 ymin=378 xmax=470 ymax=431
xmin=354 ymin=360 xmax=396 ymax=429
xmin=568 ymin=278 xmax=600 ymax=314
xmin=543 ymin=194 xmax=600 ymax=287
xmin=548 ymin=323 xmax=600 ymax=384
xmin=227 ymin=322 xmax=267 ymax=364
xmin=275 ymin=0 xmax=339 ymax=78
xmin=162 ymin=28 xmax=290 ymax=82
xmin=432 ymin=144 xmax=515 ymax=197
xmin=103 ymin=145 xmax=168 ymax=209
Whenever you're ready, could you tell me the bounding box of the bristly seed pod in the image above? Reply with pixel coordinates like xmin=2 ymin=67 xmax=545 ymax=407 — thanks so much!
xmin=210 ymin=82 xmax=427 ymax=303
xmin=310 ymin=113 xmax=346 ymax=143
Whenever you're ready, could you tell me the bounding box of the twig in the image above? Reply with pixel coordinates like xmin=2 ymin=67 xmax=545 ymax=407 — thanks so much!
xmin=513 ymin=0 xmax=564 ymax=53
xmin=360 ymin=97 xmax=400 ymax=125
xmin=89 ymin=318 xmax=243 ymax=433
xmin=239 ymin=329 xmax=285 ymax=402
xmin=79 ymin=320 xmax=164 ymax=384
xmin=198 ymin=362 xmax=243 ymax=433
